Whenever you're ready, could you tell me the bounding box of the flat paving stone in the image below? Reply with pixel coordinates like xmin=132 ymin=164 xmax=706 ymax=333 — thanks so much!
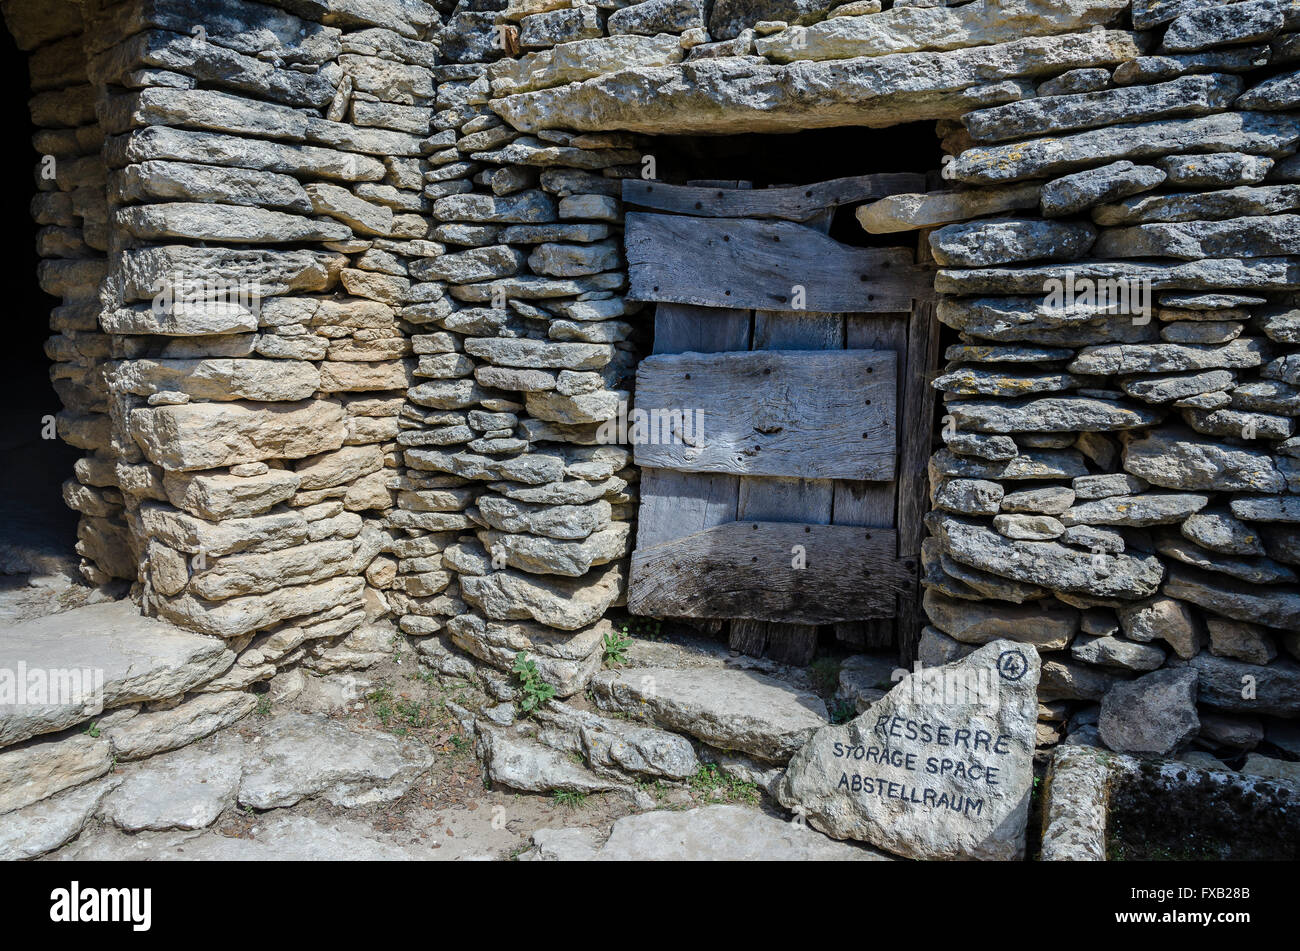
xmin=237 ymin=712 xmax=434 ymax=809
xmin=525 ymin=805 xmax=888 ymax=861
xmin=0 ymin=600 xmax=234 ymax=747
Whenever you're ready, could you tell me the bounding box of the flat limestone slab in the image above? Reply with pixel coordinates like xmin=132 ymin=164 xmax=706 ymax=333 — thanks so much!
xmin=491 ymin=31 xmax=1143 ymax=134
xmin=101 ymin=740 xmax=244 ymax=832
xmin=527 ymin=805 xmax=888 ymax=860
xmin=52 ymin=813 xmax=434 ymax=861
xmin=0 ymin=600 xmax=234 ymax=747
xmin=0 ymin=777 xmax=120 ymax=861
xmin=589 ymin=667 xmax=829 ymax=763
xmin=236 ymin=712 xmax=434 ymax=809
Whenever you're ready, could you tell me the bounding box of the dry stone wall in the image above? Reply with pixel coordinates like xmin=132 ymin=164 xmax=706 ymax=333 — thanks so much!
xmin=915 ymin=0 xmax=1300 ymax=758
xmin=473 ymin=0 xmax=1300 ymax=757
xmin=7 ymin=0 xmax=1300 ymax=818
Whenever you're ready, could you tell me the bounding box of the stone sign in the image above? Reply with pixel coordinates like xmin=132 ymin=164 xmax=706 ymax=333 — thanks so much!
xmin=778 ymin=639 xmax=1039 ymax=860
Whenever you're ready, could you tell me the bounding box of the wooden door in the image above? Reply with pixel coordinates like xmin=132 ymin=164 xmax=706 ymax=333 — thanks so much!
xmin=621 ymin=176 xmax=937 ymax=665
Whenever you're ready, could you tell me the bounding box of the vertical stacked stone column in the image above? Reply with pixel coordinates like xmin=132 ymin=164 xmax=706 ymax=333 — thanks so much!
xmin=79 ymin=0 xmax=440 ymax=688
xmin=402 ymin=37 xmax=643 ymax=698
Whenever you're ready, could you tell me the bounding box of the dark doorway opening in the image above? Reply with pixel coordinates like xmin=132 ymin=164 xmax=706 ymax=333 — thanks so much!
xmin=644 ymin=122 xmax=945 ymax=248
xmin=0 ymin=23 xmax=81 ymax=586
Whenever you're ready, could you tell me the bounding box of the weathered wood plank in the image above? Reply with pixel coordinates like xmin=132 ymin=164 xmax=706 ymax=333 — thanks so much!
xmin=651 ymin=302 xmax=749 ymax=356
xmin=633 ymin=300 xmax=750 ymax=577
xmin=625 ymin=212 xmax=923 ymax=313
xmin=622 ymin=174 xmax=927 ymax=221
xmin=832 ymin=313 xmax=910 ymax=646
xmin=895 ymin=232 xmax=941 ymax=663
xmin=731 ymin=243 xmax=842 ymax=663
xmin=628 ymin=522 xmax=912 ymax=624
xmin=897 ymin=238 xmax=940 ymax=561
xmin=752 ymin=311 xmax=842 ymax=350
xmin=634 ymin=349 xmax=897 ymax=481
xmin=635 ymin=468 xmax=740 ymax=551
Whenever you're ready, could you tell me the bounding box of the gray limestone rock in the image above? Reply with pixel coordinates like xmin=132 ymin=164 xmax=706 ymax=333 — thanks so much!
xmin=1208 ymin=617 xmax=1278 ymax=665
xmin=1062 ymin=493 xmax=1210 ymax=528
xmin=1122 ymin=369 xmax=1237 ymax=403
xmin=1162 ymin=0 xmax=1284 ymax=54
xmin=934 ymin=478 xmax=1003 ymax=515
xmin=589 ymin=666 xmax=828 ymax=763
xmin=530 ymin=804 xmax=883 ymax=860
xmin=754 ymin=0 xmax=1131 ymax=63
xmin=459 ymin=563 xmax=625 ymax=630
xmin=929 ymin=514 xmax=1165 ymax=601
xmin=0 ymin=601 xmax=233 ymax=748
xmin=236 ymin=712 xmax=433 ymax=809
xmin=1159 ymin=151 xmax=1275 ymax=187
xmin=1095 ymin=213 xmax=1300 ymax=260
xmin=0 ymin=773 xmax=116 ymax=861
xmin=1071 ymin=339 xmax=1267 ymax=376
xmin=610 ymin=0 xmax=705 ymax=35
xmin=477 ymin=726 xmax=629 ymax=794
xmin=946 ymin=397 xmax=1161 ymax=433
xmin=1123 ymin=428 xmax=1285 ymax=493
xmin=1072 ymin=634 xmax=1167 ymax=671
xmin=1093 ymin=184 xmax=1300 ymax=226
xmin=1174 ymin=651 xmax=1300 ymax=717
xmin=709 ymin=0 xmax=837 ymax=39
xmin=1183 ymin=508 xmax=1268 ymax=556
xmin=930 ymin=218 xmax=1096 ymax=267
xmin=994 ymin=513 xmax=1065 ymax=540
xmin=1041 ymin=161 xmax=1166 ymax=218
xmin=965 ymin=74 xmax=1243 ymax=144
xmin=953 ymin=113 xmax=1300 ymax=185
xmin=492 ymin=31 xmax=1144 ymax=135
xmin=1100 ymin=668 xmax=1199 ymax=755
xmin=1118 ymin=596 xmax=1203 ymax=658
xmin=923 ymin=589 xmax=1076 ymax=649
xmin=1163 ymin=564 xmax=1300 ymax=633
xmin=1040 ymin=745 xmax=1109 ymax=861
xmin=100 ymin=739 xmax=243 ymax=832
xmin=535 ymin=702 xmax=699 ymax=780
xmin=777 ymin=640 xmax=1039 ymax=860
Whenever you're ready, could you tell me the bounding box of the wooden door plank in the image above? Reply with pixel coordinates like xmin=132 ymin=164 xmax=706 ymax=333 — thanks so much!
xmin=634 ymin=349 xmax=897 ymax=480
xmin=635 ymin=468 xmax=740 ymax=551
xmin=625 ymin=213 xmax=921 ymax=313
xmin=629 ymin=522 xmax=912 ymax=624
xmin=622 ymin=174 xmax=927 ymax=221
xmin=832 ymin=312 xmax=911 ymax=647
xmin=634 ymin=300 xmax=751 ymax=588
xmin=651 ymin=302 xmax=749 ymax=356
xmin=638 ymin=175 xmax=753 ymax=629
xmin=894 ymin=232 xmax=941 ymax=663
xmin=729 ymin=217 xmax=846 ymax=664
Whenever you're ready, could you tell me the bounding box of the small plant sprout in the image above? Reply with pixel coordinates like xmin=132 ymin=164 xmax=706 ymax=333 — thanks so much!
xmin=602 ymin=629 xmax=632 ymax=666
xmin=512 ymin=651 xmax=556 ymax=715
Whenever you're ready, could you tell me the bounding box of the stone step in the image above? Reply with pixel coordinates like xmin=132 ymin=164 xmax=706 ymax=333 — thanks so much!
xmin=476 ymin=722 xmax=633 ymax=796
xmin=532 ymin=700 xmax=700 ymax=782
xmin=588 ymin=667 xmax=829 ymax=764
xmin=523 ymin=805 xmax=888 ymax=861
xmin=0 ymin=599 xmax=234 ymax=748
xmin=1 ymin=711 xmax=436 ymax=858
